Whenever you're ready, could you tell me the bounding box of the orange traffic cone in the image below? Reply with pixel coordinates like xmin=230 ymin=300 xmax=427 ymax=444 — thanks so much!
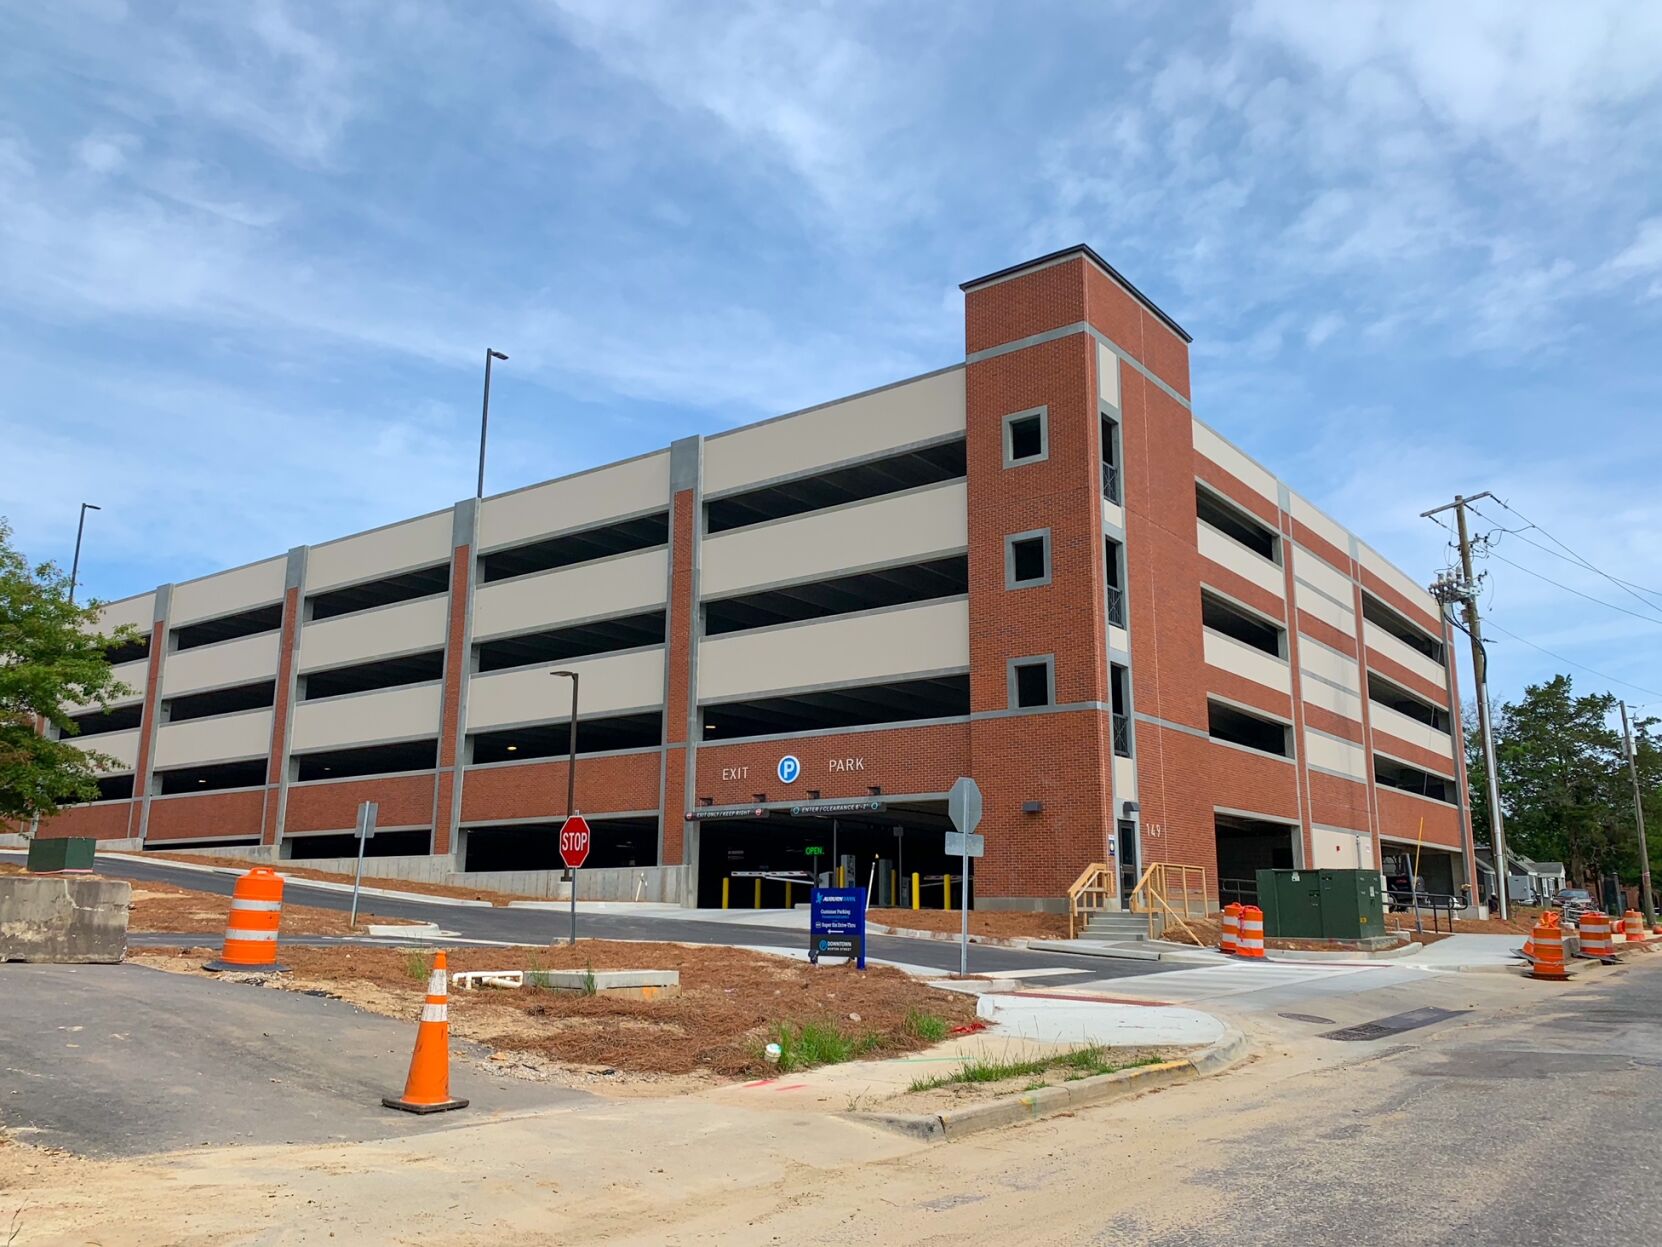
xmin=383 ymin=951 xmax=469 ymax=1115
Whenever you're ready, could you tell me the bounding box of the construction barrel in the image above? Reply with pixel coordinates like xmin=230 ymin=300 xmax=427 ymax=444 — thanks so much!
xmin=204 ymin=867 xmax=288 ymax=974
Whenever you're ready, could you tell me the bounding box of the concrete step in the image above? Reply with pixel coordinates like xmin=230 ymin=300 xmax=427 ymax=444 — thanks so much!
xmin=1083 ymin=913 xmax=1147 ymax=940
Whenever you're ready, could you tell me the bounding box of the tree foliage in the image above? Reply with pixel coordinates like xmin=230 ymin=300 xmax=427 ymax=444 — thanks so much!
xmin=1468 ymin=674 xmax=1660 ymax=885
xmin=0 ymin=519 xmax=139 ymax=822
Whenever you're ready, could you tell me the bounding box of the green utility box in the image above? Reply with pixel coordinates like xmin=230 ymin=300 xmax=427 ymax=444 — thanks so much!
xmin=26 ymin=837 xmax=97 ymax=873
xmin=1255 ymin=868 xmax=1384 ymax=940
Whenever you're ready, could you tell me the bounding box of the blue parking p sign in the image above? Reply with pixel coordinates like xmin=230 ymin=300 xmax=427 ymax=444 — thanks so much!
xmin=777 ymin=754 xmax=801 ymax=784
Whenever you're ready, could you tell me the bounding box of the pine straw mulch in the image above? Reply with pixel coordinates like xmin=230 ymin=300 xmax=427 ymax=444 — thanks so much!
xmin=131 ymin=940 xmax=979 ymax=1081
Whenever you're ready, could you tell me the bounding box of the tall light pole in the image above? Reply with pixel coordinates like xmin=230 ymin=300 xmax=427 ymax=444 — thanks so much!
xmin=69 ymin=502 xmax=101 ymax=604
xmin=552 ymin=669 xmax=580 ymax=945
xmin=476 ymin=349 xmax=509 ymax=499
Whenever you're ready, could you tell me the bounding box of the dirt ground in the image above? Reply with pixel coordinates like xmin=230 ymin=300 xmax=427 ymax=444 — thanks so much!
xmin=866 ymin=906 xmax=1071 ymax=939
xmin=130 ymin=939 xmax=978 ymax=1081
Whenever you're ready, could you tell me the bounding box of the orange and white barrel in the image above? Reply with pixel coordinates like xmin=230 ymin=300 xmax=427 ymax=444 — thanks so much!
xmin=1220 ymin=903 xmax=1242 ymax=955
xmin=1527 ymin=920 xmax=1570 ymax=981
xmin=1578 ymin=912 xmax=1613 ymax=959
xmin=205 ymin=867 xmax=287 ymax=973
xmin=1237 ymin=905 xmax=1265 ymax=960
xmin=1624 ymin=911 xmax=1647 ymax=941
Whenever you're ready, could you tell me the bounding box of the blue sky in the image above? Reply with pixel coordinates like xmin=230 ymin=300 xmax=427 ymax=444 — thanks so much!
xmin=2 ymin=1 xmax=1660 ymax=712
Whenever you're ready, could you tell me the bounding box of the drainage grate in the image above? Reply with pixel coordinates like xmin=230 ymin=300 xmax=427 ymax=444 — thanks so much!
xmin=1321 ymin=1006 xmax=1468 ymax=1042
xmin=1278 ymin=1012 xmax=1336 ymax=1024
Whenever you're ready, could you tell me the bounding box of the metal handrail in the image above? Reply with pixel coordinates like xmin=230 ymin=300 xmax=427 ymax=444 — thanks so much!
xmin=1219 ymin=876 xmax=1258 ymax=906
xmin=1066 ymin=861 xmax=1116 ymax=940
xmin=1386 ymin=890 xmax=1462 ymax=934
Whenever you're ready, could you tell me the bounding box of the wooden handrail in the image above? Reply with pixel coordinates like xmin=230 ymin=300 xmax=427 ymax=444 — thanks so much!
xmin=1065 ymin=861 xmax=1115 ymax=940
xmin=1129 ymin=862 xmax=1209 ymax=941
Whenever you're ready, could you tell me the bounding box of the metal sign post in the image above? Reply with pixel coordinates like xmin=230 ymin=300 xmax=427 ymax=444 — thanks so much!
xmin=348 ymin=800 xmax=378 ymax=927
xmin=947 ymin=777 xmax=983 ymax=978
xmin=559 ymin=814 xmax=592 ymax=946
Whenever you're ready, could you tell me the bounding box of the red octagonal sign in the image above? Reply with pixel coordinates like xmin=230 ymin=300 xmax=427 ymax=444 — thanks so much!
xmin=559 ymin=814 xmax=592 ymax=869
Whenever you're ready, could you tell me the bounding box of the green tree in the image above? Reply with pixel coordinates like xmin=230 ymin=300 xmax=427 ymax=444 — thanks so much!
xmin=1470 ymin=673 xmax=1659 ymax=886
xmin=0 ymin=519 xmax=138 ymax=823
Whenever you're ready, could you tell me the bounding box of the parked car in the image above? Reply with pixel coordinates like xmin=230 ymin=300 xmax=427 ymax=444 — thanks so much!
xmin=1557 ymin=888 xmax=1596 ymax=921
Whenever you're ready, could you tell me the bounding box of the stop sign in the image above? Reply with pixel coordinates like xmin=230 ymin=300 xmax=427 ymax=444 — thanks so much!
xmin=559 ymin=814 xmax=592 ymax=869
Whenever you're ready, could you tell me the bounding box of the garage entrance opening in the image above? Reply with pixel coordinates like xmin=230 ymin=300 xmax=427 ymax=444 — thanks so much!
xmin=1216 ymin=813 xmax=1298 ymax=905
xmin=461 ymin=818 xmax=659 ymax=872
xmin=694 ymin=800 xmax=969 ymax=910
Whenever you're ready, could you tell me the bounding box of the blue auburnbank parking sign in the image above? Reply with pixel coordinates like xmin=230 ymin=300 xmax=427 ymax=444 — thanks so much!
xmin=809 ymin=887 xmax=867 ymax=970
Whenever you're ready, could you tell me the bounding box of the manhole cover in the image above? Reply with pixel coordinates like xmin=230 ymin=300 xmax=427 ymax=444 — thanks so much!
xmin=1278 ymin=1012 xmax=1335 ymax=1024
xmin=1322 ymin=1006 xmax=1468 ymax=1042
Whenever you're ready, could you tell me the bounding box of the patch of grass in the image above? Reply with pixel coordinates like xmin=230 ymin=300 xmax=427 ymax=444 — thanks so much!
xmin=905 ymin=1047 xmax=1164 ymax=1094
xmin=401 ymin=951 xmax=429 ymax=982
xmin=770 ymin=1021 xmax=883 ymax=1072
xmin=581 ymin=964 xmax=598 ymax=996
xmin=903 ymin=1009 xmax=950 ymax=1043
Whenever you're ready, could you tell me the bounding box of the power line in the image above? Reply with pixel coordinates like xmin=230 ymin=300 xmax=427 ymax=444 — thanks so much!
xmin=1482 ymin=549 xmax=1662 ymax=629
xmin=1471 ymin=498 xmax=1662 ymax=615
xmin=1484 ymin=618 xmax=1662 ymax=700
xmin=1477 ymin=519 xmax=1662 ymax=603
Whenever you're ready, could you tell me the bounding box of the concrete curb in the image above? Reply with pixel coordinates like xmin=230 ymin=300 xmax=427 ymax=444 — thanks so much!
xmin=864 ymin=923 xmax=1036 ymax=949
xmin=1025 ymin=939 xmax=1163 ymax=962
xmin=99 ymin=854 xmax=497 ymax=908
xmin=858 ymin=1025 xmax=1248 ymax=1142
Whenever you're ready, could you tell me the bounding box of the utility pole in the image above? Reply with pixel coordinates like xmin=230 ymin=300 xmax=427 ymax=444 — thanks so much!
xmin=1618 ymin=701 xmax=1654 ymax=925
xmin=1424 ymin=491 xmax=1509 ymax=920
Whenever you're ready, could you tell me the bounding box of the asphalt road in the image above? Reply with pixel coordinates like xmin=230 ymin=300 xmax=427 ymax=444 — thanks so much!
xmin=53 ymin=851 xmax=1180 ymax=982
xmin=0 ymin=963 xmax=586 ymax=1158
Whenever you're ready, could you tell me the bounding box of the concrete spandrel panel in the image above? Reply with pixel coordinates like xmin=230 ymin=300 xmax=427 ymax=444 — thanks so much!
xmin=697 ymin=598 xmax=971 ymax=702
xmin=465 ymin=647 xmax=666 ymax=731
xmin=152 ymin=708 xmax=274 ymax=769
xmin=704 ymin=368 xmax=966 ymax=497
xmin=160 ymin=631 xmax=281 ymax=697
xmin=478 ymin=453 xmax=671 ymax=553
xmin=699 ymin=482 xmax=967 ymax=599
xmin=298 ymin=595 xmax=449 ymax=673
xmin=472 ymin=547 xmax=668 ymax=642
xmin=169 ymin=557 xmax=287 ymax=626
xmin=305 ymin=511 xmax=454 ymax=593
xmin=289 ymin=683 xmax=443 ymax=753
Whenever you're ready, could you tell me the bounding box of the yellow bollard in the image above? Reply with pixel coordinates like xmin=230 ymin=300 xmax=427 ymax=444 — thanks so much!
xmin=722 ymin=877 xmax=730 ymax=909
xmin=912 ymin=872 xmax=920 ymax=910
xmin=754 ymin=877 xmax=762 ymax=909
xmin=837 ymin=865 xmax=845 ymax=888
xmin=784 ymin=881 xmax=792 ymax=909
xmin=944 ymin=874 xmax=952 ymax=910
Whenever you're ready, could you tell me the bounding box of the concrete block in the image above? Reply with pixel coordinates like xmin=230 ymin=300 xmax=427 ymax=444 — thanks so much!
xmin=0 ymin=876 xmax=131 ymax=963
xmin=525 ymin=968 xmax=680 ymax=1000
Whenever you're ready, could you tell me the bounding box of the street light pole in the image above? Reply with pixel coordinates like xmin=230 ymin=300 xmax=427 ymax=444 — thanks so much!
xmin=476 ymin=349 xmax=509 ymax=499
xmin=69 ymin=502 xmax=101 ymax=604
xmin=553 ymin=669 xmax=580 ymax=945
